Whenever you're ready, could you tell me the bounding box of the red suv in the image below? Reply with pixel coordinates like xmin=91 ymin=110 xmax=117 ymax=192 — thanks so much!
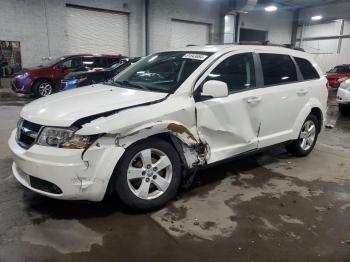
xmin=326 ymin=64 xmax=350 ymax=88
xmin=11 ymin=54 xmax=124 ymax=97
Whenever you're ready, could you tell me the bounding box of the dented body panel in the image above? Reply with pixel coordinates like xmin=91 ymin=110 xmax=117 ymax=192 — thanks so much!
xmin=9 ymin=44 xmax=328 ymax=201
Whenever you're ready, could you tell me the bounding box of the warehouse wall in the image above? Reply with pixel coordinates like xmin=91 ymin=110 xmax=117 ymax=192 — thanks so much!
xmin=0 ymin=0 xmax=66 ymax=68
xmin=148 ymin=0 xmax=222 ymax=53
xmin=240 ymin=8 xmax=294 ymax=44
xmin=0 ymin=0 xmax=144 ymax=67
xmin=0 ymin=0 xmax=222 ymax=67
xmin=298 ymin=2 xmax=350 ymax=72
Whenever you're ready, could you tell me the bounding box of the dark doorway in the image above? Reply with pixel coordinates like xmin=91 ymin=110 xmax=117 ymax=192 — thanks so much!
xmin=239 ymin=28 xmax=268 ymax=42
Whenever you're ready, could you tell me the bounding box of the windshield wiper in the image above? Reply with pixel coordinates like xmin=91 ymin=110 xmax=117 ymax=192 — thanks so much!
xmin=113 ymin=80 xmax=149 ymax=91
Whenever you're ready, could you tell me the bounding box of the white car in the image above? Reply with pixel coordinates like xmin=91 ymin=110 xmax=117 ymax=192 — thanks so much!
xmin=337 ymin=79 xmax=350 ymax=115
xmin=9 ymin=45 xmax=328 ymax=210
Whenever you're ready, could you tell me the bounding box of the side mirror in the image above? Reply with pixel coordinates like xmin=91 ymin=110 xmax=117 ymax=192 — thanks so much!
xmin=201 ymin=80 xmax=229 ymax=99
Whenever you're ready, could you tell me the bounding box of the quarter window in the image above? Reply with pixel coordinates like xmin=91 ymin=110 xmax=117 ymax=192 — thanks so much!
xmin=294 ymin=57 xmax=319 ymax=80
xmin=260 ymin=53 xmax=297 ymax=86
xmin=206 ymin=53 xmax=256 ymax=93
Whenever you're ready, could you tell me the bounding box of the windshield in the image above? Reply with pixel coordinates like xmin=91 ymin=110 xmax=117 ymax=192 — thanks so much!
xmin=40 ymin=56 xmax=66 ymax=67
xmin=329 ymin=66 xmax=350 ymax=74
xmin=112 ymin=51 xmax=212 ymax=93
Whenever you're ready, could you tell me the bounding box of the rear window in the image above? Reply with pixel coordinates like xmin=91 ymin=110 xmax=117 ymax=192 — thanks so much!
xmin=329 ymin=66 xmax=350 ymax=74
xmin=260 ymin=53 xmax=297 ymax=86
xmin=294 ymin=57 xmax=319 ymax=80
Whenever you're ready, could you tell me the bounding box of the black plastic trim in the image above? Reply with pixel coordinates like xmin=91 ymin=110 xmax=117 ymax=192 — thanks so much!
xmin=71 ymin=94 xmax=170 ymax=128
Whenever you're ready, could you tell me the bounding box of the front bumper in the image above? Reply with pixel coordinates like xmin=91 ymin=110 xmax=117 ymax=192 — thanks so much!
xmin=8 ymin=129 xmax=125 ymax=201
xmin=337 ymin=87 xmax=350 ymax=105
xmin=11 ymin=77 xmax=33 ymax=94
xmin=61 ymin=79 xmax=79 ymax=91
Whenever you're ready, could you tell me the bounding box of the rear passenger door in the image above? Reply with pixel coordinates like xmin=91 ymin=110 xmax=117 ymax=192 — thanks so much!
xmin=256 ymin=52 xmax=309 ymax=148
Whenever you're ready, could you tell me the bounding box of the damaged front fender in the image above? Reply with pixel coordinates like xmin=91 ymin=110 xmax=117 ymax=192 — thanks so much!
xmin=115 ymin=121 xmax=209 ymax=168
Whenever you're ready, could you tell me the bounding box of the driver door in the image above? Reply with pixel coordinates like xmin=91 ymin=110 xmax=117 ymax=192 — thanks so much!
xmin=195 ymin=52 xmax=261 ymax=163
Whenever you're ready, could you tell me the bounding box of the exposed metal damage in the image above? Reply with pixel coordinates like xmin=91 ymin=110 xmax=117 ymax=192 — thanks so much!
xmin=112 ymin=120 xmax=210 ymax=169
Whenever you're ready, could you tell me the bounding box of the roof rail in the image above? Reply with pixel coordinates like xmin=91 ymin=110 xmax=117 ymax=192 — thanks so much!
xmin=237 ymin=41 xmax=305 ymax=52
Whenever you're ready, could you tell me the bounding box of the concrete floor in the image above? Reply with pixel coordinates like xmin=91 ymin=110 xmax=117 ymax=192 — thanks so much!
xmin=0 ymin=90 xmax=350 ymax=262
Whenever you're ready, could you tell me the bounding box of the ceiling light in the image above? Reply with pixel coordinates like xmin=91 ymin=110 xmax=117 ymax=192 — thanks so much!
xmin=265 ymin=5 xmax=277 ymax=12
xmin=311 ymin=15 xmax=323 ymax=21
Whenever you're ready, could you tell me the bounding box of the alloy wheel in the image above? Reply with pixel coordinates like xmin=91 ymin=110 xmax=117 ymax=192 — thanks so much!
xmin=38 ymin=82 xmax=53 ymax=96
xmin=299 ymin=120 xmax=316 ymax=151
xmin=127 ymin=148 xmax=173 ymax=200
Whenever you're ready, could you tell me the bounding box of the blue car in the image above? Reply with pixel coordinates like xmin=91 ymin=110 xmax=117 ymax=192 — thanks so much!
xmin=61 ymin=57 xmax=141 ymax=91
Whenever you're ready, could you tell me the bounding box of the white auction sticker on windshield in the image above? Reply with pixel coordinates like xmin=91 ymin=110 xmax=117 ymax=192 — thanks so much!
xmin=182 ymin=53 xmax=208 ymax=60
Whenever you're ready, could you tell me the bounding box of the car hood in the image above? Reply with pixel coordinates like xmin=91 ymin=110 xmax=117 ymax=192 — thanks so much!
xmin=16 ymin=66 xmax=49 ymax=75
xmin=21 ymin=84 xmax=168 ymax=127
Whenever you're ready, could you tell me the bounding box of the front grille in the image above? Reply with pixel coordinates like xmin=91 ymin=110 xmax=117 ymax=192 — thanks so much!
xmin=17 ymin=119 xmax=42 ymax=149
xmin=29 ymin=176 xmax=63 ymax=194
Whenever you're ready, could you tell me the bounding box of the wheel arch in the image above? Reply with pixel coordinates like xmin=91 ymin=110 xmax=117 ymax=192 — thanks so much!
xmin=33 ymin=78 xmax=55 ymax=93
xmin=310 ymin=107 xmax=323 ymax=133
xmin=114 ymin=121 xmax=206 ymax=169
xmin=292 ymin=99 xmax=325 ymax=139
xmin=103 ymin=121 xmax=207 ymax=196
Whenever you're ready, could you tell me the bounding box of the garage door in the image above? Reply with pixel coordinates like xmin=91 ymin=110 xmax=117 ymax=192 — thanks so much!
xmin=170 ymin=20 xmax=210 ymax=49
xmin=66 ymin=6 xmax=129 ymax=56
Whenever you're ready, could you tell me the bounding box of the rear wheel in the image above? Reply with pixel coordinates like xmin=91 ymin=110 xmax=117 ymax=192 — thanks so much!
xmin=286 ymin=114 xmax=319 ymax=157
xmin=34 ymin=79 xmax=53 ymax=97
xmin=114 ymin=138 xmax=181 ymax=211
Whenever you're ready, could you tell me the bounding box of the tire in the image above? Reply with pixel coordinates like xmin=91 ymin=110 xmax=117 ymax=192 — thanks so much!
xmin=339 ymin=104 xmax=349 ymax=116
xmin=33 ymin=79 xmax=54 ymax=97
xmin=114 ymin=138 xmax=182 ymax=211
xmin=285 ymin=114 xmax=319 ymax=157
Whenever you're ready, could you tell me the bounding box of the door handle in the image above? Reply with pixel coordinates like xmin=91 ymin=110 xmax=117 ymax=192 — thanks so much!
xmin=247 ymin=96 xmax=262 ymax=104
xmin=297 ymin=89 xmax=308 ymax=95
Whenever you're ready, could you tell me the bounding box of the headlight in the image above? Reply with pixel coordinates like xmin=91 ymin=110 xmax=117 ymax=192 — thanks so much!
xmin=70 ymin=77 xmax=87 ymax=84
xmin=16 ymin=72 xmax=29 ymax=79
xmin=37 ymin=127 xmax=94 ymax=149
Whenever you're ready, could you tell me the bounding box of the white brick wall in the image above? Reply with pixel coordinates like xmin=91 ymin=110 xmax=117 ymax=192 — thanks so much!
xmin=0 ymin=0 xmax=66 ymax=67
xmin=0 ymin=0 xmax=144 ymax=67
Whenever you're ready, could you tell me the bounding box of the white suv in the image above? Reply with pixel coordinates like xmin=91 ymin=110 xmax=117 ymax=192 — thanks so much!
xmin=337 ymin=79 xmax=350 ymax=115
xmin=9 ymin=45 xmax=328 ymax=210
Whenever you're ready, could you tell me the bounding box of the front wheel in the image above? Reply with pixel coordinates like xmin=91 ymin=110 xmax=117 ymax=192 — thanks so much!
xmin=33 ymin=80 xmax=54 ymax=97
xmin=286 ymin=114 xmax=319 ymax=157
xmin=114 ymin=138 xmax=182 ymax=211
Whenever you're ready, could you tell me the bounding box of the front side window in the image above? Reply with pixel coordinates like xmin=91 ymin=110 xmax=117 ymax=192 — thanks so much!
xmin=260 ymin=53 xmax=297 ymax=86
xmin=113 ymin=51 xmax=212 ymax=93
xmin=205 ymin=53 xmax=256 ymax=93
xmin=61 ymin=57 xmax=83 ymax=69
xmin=294 ymin=57 xmax=319 ymax=80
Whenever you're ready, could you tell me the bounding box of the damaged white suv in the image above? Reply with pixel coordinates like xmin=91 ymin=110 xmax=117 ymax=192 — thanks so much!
xmin=9 ymin=45 xmax=327 ymax=210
